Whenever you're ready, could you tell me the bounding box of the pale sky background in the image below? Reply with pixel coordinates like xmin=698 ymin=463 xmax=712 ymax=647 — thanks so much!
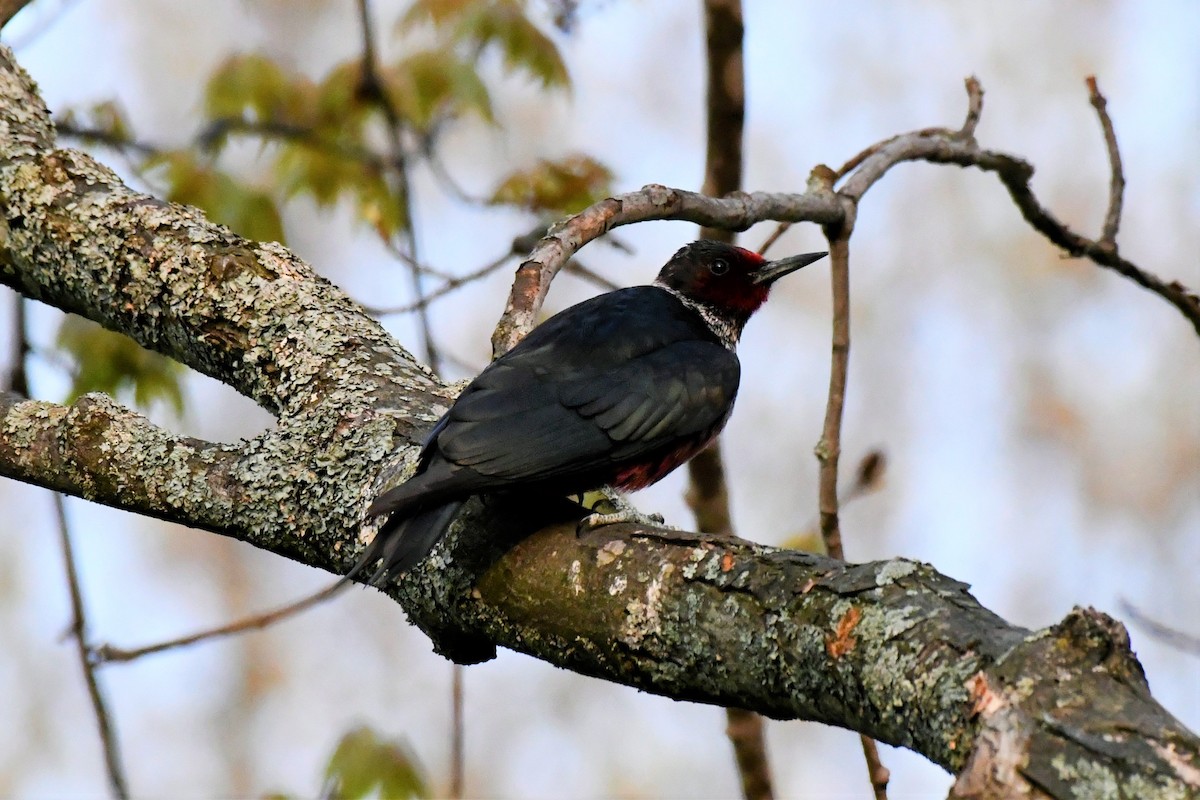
xmin=1 ymin=1 xmax=1197 ymax=798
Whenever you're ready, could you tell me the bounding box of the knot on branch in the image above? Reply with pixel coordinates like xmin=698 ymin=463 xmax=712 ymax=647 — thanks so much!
xmin=993 ymin=606 xmax=1148 ymax=697
xmin=1048 ymin=606 xmax=1149 ymax=692
xmin=61 ymin=392 xmax=128 ymax=496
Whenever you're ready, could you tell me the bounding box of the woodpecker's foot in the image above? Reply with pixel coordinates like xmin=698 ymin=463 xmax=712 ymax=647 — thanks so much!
xmin=582 ymin=508 xmax=667 ymax=528
xmin=574 ymin=487 xmax=669 ymax=534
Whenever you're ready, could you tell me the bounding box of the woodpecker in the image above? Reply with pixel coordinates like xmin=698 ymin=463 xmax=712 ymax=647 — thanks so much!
xmin=355 ymin=240 xmax=826 ymax=584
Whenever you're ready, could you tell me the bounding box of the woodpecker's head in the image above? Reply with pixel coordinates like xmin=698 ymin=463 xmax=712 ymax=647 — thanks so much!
xmin=655 ymin=240 xmax=826 ymax=324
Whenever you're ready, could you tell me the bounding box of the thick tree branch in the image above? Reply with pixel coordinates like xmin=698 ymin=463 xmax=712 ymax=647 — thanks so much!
xmin=392 ymin=512 xmax=1200 ymax=797
xmin=0 ymin=46 xmax=443 ymax=569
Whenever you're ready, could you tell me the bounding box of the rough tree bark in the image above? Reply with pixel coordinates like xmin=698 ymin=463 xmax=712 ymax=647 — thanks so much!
xmin=0 ymin=48 xmax=1197 ymax=799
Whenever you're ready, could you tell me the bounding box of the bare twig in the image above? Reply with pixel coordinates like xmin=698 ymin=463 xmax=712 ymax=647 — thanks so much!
xmin=355 ymin=0 xmax=440 ymax=372
xmin=364 ymin=228 xmax=625 ymax=319
xmin=54 ymin=120 xmax=160 ymax=158
xmin=364 ymin=250 xmax=516 ymax=316
xmin=684 ymin=441 xmax=734 ymax=539
xmin=960 ymin=75 xmax=984 ymax=139
xmin=698 ymin=0 xmax=744 ymax=241
xmin=90 ymin=578 xmax=347 ymax=664
xmin=54 ymin=494 xmax=130 ymax=799
xmin=815 ymin=221 xmax=853 ymax=561
xmin=832 ymin=80 xmax=1200 ymax=338
xmin=1119 ymin=599 xmax=1200 ymax=657
xmin=1086 ymin=76 xmax=1125 ymax=250
xmin=4 ymin=284 xmax=129 ymax=798
xmin=756 ymin=222 xmax=792 ymax=256
xmin=690 ymin=3 xmax=778 ymax=797
xmin=860 ymin=738 xmax=892 ymax=800
xmin=815 ymin=211 xmax=889 ymax=800
xmin=200 ymin=116 xmax=398 ymax=172
xmin=7 ymin=291 xmax=27 ymax=396
xmin=450 ymin=666 xmax=464 ymax=799
xmin=725 ymin=707 xmax=773 ymax=800
xmin=0 ymin=0 xmax=34 ymax=30
xmin=490 ymin=187 xmax=844 ymax=355
xmin=563 ymin=258 xmax=621 ymax=291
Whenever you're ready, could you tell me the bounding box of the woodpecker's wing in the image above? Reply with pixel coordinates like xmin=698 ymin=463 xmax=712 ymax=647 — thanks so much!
xmin=427 ymin=286 xmax=740 ymax=485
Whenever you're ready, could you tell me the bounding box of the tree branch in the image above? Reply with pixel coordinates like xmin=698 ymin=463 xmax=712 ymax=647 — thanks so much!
xmin=1085 ymin=75 xmax=1125 ymax=251
xmin=0 ymin=0 xmax=32 ymax=30
xmin=835 ymin=78 xmax=1200 ymax=338
xmin=490 ymin=186 xmax=843 ymax=355
xmin=53 ymin=492 xmax=130 ymax=799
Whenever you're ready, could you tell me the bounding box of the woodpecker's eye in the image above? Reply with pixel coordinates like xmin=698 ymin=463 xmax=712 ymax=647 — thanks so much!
xmin=710 ymin=259 xmax=730 ymax=276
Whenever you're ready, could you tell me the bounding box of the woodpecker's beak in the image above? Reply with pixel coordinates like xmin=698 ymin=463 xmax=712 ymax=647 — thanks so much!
xmin=751 ymin=251 xmax=828 ymax=285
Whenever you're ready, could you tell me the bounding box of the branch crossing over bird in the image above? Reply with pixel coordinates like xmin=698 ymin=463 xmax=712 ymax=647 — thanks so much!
xmin=353 ymin=240 xmax=826 ymax=585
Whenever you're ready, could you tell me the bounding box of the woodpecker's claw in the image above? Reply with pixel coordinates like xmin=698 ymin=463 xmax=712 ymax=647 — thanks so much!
xmin=580 ymin=509 xmax=666 ymax=530
xmin=573 ymin=487 xmax=669 ymax=535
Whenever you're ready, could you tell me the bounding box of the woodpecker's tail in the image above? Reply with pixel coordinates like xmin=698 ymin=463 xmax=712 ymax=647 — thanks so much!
xmin=347 ymin=500 xmax=465 ymax=586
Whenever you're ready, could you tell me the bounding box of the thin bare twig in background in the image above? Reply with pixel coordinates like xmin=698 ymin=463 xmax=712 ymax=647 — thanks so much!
xmin=450 ymin=667 xmax=465 ymax=799
xmin=355 ymin=3 xmax=460 ymax=793
xmin=90 ymin=578 xmax=347 ymax=664
xmin=7 ymin=292 xmax=27 ymax=396
xmin=816 ymin=215 xmax=891 ymax=800
xmin=4 ymin=289 xmax=130 ymax=798
xmin=355 ymin=0 xmax=441 ymax=374
xmin=690 ymin=2 xmax=776 ymax=798
xmin=1086 ymin=76 xmax=1125 ymax=250
xmin=53 ymin=494 xmax=131 ymax=799
xmin=960 ymin=75 xmax=984 ymax=139
xmin=756 ymin=222 xmax=792 ymax=256
xmin=364 ymin=250 xmax=518 ymax=316
xmin=1119 ymin=600 xmax=1200 ymax=657
xmin=836 ymin=78 xmax=1199 ymax=336
xmin=815 ymin=224 xmax=852 ymax=559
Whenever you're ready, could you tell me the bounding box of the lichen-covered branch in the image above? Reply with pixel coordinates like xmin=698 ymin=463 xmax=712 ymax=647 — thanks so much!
xmin=0 ymin=46 xmax=442 ymax=566
xmin=0 ymin=45 xmax=1196 ymax=799
xmin=0 ymin=49 xmax=429 ymax=418
xmin=392 ymin=512 xmax=1200 ymax=797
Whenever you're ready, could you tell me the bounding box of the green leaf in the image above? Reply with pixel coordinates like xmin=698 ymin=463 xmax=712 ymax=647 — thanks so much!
xmin=323 ymin=726 xmax=428 ymax=800
xmin=56 ymin=316 xmax=185 ymax=415
xmin=384 ymin=49 xmax=494 ymax=131
xmin=146 ymin=150 xmax=286 ymax=243
xmin=399 ymin=0 xmax=475 ymax=29
xmin=205 ymin=54 xmax=316 ymax=126
xmin=402 ymin=0 xmax=569 ymax=89
xmin=459 ymin=0 xmax=569 ymax=88
xmin=490 ymin=154 xmax=614 ymax=214
xmin=273 ymin=145 xmax=406 ymax=238
xmin=314 ymin=61 xmax=371 ymax=135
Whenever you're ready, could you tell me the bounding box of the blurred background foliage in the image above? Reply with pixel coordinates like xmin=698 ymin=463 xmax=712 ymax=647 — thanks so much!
xmin=1 ymin=1 xmax=1196 ymax=797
